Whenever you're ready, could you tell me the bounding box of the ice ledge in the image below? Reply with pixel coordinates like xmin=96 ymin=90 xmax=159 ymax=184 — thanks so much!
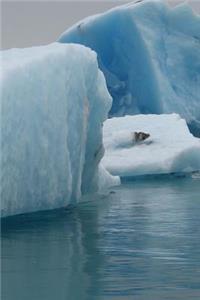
xmin=102 ymin=114 xmax=200 ymax=177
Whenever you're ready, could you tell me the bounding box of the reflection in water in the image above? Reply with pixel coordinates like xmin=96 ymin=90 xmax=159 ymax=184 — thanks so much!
xmin=2 ymin=176 xmax=200 ymax=300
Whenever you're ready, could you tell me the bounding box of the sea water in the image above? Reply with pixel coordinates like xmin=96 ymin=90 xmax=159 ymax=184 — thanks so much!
xmin=2 ymin=175 xmax=200 ymax=300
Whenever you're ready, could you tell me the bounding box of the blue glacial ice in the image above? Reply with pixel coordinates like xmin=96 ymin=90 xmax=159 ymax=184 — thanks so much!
xmin=1 ymin=43 xmax=119 ymax=217
xmin=102 ymin=114 xmax=200 ymax=178
xmin=59 ymin=0 xmax=200 ymax=137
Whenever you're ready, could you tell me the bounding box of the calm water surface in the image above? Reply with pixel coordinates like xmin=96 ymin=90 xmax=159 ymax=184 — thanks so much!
xmin=2 ymin=176 xmax=200 ymax=300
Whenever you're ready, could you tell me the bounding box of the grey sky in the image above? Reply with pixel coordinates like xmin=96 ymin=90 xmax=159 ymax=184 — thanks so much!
xmin=1 ymin=0 xmax=200 ymax=50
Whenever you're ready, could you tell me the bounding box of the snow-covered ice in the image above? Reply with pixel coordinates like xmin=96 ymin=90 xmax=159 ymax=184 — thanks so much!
xmin=59 ymin=0 xmax=200 ymax=137
xmin=1 ymin=43 xmax=118 ymax=217
xmin=102 ymin=114 xmax=200 ymax=177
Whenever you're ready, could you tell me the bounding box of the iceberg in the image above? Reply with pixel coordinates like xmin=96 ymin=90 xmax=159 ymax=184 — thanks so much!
xmin=102 ymin=114 xmax=200 ymax=177
xmin=59 ymin=0 xmax=200 ymax=137
xmin=1 ymin=43 xmax=118 ymax=217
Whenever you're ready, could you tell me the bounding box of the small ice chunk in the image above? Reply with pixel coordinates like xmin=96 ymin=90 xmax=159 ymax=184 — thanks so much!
xmin=102 ymin=114 xmax=200 ymax=177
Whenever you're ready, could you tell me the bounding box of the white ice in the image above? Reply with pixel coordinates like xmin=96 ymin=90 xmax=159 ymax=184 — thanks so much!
xmin=102 ymin=114 xmax=200 ymax=177
xmin=1 ymin=43 xmax=118 ymax=217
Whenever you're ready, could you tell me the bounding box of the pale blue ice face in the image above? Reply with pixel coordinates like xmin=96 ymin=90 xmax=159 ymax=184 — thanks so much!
xmin=59 ymin=0 xmax=200 ymax=137
xmin=1 ymin=43 xmax=112 ymax=217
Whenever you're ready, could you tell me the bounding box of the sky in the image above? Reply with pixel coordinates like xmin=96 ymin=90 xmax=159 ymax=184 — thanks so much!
xmin=1 ymin=0 xmax=200 ymax=50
